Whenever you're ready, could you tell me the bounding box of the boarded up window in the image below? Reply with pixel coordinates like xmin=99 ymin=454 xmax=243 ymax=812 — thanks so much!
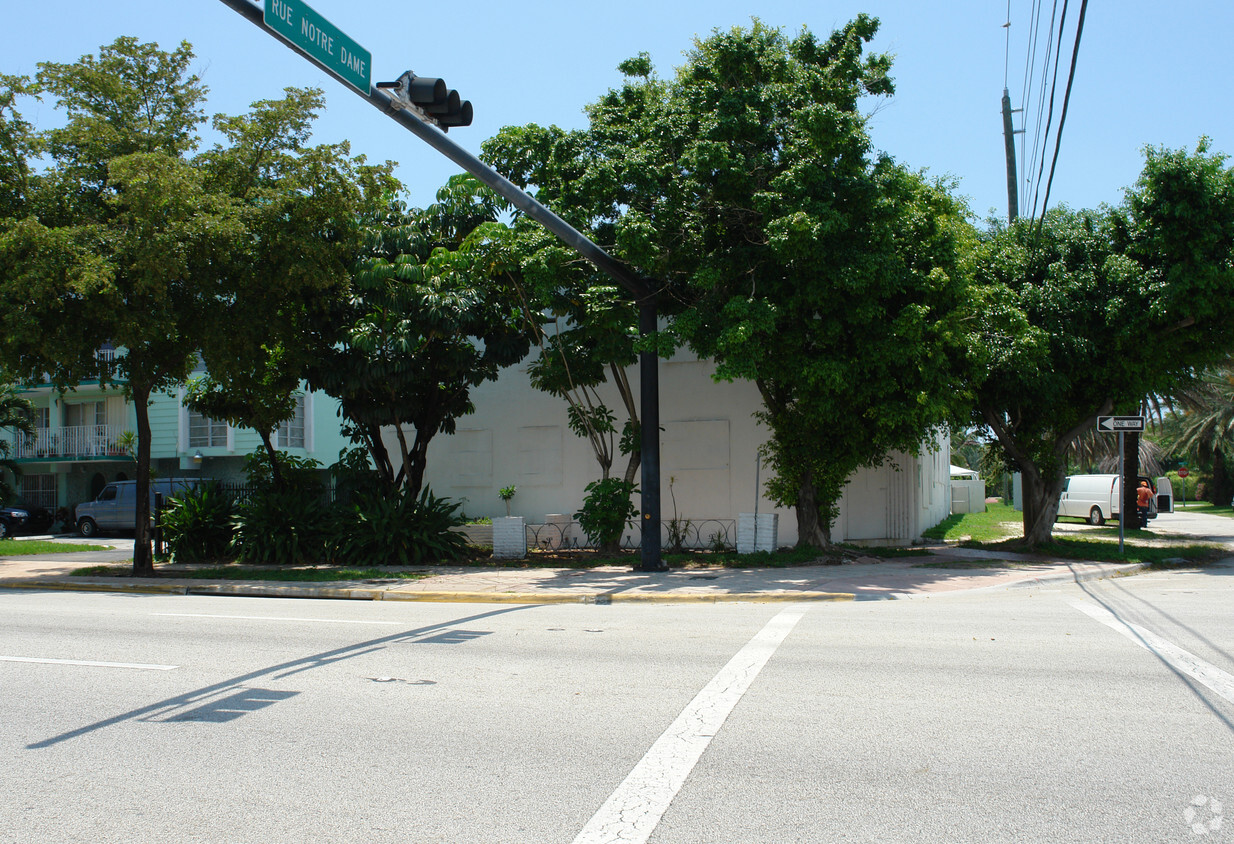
xmin=661 ymin=419 xmax=730 ymax=519
xmin=516 ymin=426 xmax=563 ymax=487
xmin=446 ymin=429 xmax=493 ymax=487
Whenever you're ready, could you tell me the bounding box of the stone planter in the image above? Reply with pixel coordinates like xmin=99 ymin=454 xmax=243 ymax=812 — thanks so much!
xmin=452 ymin=523 xmax=494 ymax=547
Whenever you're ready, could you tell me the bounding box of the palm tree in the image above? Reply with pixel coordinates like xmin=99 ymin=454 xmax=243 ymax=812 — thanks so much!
xmin=1172 ymin=362 xmax=1234 ymax=504
xmin=0 ymin=384 xmax=36 ymax=504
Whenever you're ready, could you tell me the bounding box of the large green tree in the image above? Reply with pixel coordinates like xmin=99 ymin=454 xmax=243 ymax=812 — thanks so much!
xmin=187 ymin=88 xmax=392 ymax=491
xmin=306 ymin=176 xmax=536 ymax=498
xmin=0 ymin=40 xmax=378 ymax=573
xmin=485 ymin=18 xmax=971 ymax=546
xmin=967 ymin=143 xmax=1234 ymax=545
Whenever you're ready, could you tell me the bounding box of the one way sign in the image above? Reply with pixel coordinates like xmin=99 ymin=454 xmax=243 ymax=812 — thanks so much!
xmin=1097 ymin=415 xmax=1145 ymax=432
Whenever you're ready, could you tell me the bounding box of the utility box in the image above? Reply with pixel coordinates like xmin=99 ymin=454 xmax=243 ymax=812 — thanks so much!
xmin=737 ymin=513 xmax=778 ymax=554
xmin=492 ymin=516 xmax=527 ymax=559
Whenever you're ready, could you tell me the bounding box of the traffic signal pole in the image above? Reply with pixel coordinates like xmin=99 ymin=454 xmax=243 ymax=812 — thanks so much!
xmin=217 ymin=0 xmax=665 ymax=570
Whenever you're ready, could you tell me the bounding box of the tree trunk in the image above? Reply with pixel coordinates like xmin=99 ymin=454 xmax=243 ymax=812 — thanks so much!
xmin=1211 ymin=449 xmax=1233 ymax=505
xmin=1121 ymin=431 xmax=1140 ymax=529
xmin=259 ymin=432 xmax=283 ymax=491
xmin=405 ymin=429 xmax=430 ymax=500
xmin=132 ymin=384 xmax=155 ymax=577
xmin=794 ymin=468 xmax=831 ymax=548
xmin=1020 ymin=464 xmax=1066 ymax=547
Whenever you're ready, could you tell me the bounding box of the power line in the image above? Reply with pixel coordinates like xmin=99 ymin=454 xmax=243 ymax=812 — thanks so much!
xmin=1020 ymin=0 xmax=1059 ymax=217
xmin=1035 ymin=0 xmax=1089 ymax=227
xmin=1028 ymin=0 xmax=1070 ymax=221
xmin=1003 ymin=0 xmax=1012 ymax=90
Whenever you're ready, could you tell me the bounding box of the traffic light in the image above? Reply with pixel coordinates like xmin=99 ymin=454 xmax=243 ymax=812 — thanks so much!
xmin=377 ymin=71 xmax=473 ymax=131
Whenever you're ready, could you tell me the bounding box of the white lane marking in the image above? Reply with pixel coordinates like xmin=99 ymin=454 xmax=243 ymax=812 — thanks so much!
xmin=1071 ymin=601 xmax=1234 ymax=704
xmin=0 ymin=656 xmax=177 ymax=671
xmin=573 ymin=606 xmax=808 ymax=844
xmin=152 ymin=613 xmax=400 ymax=626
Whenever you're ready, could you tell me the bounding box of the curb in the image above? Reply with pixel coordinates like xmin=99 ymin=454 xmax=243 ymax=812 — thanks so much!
xmin=0 ymin=579 xmax=190 ymax=595
xmin=0 ymin=578 xmax=857 ymax=604
xmin=887 ymin=562 xmax=1148 ymax=600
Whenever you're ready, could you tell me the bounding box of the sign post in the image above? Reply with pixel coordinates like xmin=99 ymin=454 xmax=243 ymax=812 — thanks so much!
xmin=1096 ymin=416 xmax=1145 ymax=554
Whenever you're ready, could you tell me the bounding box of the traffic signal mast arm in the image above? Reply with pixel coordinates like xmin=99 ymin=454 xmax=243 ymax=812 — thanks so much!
xmin=217 ymin=0 xmax=664 ymax=570
xmin=215 ymin=0 xmax=651 ymax=302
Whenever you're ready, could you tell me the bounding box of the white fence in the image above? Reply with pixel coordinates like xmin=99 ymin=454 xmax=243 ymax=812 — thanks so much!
xmin=6 ymin=425 xmax=129 ymax=460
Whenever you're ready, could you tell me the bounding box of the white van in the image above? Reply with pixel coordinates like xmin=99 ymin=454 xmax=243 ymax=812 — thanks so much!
xmin=1057 ymin=474 xmax=1174 ymax=525
xmin=75 ymin=478 xmax=211 ymax=537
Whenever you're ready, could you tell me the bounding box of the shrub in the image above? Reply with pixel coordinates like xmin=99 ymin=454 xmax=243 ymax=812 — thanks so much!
xmin=574 ymin=478 xmax=637 ymax=551
xmin=232 ymin=487 xmax=329 ymax=565
xmin=160 ymin=483 xmax=237 ymax=563
xmin=242 ymin=449 xmax=324 ymax=492
xmin=330 ymin=487 xmax=469 ymax=567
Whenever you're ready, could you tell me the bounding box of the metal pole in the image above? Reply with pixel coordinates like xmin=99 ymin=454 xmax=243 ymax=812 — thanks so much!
xmin=754 ymin=454 xmax=761 ymax=519
xmin=1117 ymin=431 xmax=1125 ymax=555
xmin=216 ymin=0 xmax=662 ymax=568
xmin=214 ymin=0 xmax=649 ymax=301
xmin=638 ymin=296 xmax=664 ymax=571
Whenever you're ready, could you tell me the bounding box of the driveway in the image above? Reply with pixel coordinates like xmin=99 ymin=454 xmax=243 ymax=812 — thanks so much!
xmin=1053 ymin=507 xmax=1234 ymax=546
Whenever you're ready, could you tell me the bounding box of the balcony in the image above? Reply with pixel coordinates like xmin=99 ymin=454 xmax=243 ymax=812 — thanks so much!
xmin=4 ymin=425 xmax=131 ymax=461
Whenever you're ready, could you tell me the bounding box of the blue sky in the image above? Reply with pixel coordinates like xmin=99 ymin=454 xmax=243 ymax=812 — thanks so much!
xmin=6 ymin=1 xmax=1233 ymax=221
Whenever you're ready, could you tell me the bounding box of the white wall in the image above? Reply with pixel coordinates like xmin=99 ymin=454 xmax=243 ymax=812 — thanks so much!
xmin=411 ymin=352 xmax=951 ymax=546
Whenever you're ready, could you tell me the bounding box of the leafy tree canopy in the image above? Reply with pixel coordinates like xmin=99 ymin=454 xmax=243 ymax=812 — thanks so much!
xmin=306 ymin=175 xmax=536 ymax=498
xmin=968 ymin=142 xmax=1234 ymax=545
xmin=0 ymin=38 xmax=385 ymax=572
xmin=485 ymin=18 xmax=970 ymax=545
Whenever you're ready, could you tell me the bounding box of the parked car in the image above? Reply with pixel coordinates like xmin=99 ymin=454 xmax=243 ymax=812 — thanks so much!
xmin=1057 ymin=474 xmax=1175 ymax=525
xmin=75 ymin=478 xmax=212 ymax=537
xmin=0 ymin=502 xmax=54 ymax=538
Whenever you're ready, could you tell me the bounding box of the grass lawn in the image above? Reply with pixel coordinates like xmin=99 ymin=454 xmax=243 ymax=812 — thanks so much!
xmin=922 ymin=501 xmax=1228 ymax=566
xmin=922 ymin=501 xmax=1024 ymax=543
xmin=1171 ymin=500 xmax=1234 ymax=518
xmin=0 ymin=539 xmax=113 ymax=556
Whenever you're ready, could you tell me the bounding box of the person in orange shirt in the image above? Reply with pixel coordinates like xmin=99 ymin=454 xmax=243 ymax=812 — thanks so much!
xmin=1136 ymin=480 xmax=1154 ymax=529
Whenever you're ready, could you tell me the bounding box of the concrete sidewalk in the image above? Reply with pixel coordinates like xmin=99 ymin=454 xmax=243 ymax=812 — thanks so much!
xmin=0 ymin=537 xmax=1154 ymax=603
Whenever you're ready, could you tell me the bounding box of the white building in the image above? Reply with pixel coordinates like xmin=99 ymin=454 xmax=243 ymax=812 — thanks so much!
xmin=415 ymin=347 xmax=951 ymax=548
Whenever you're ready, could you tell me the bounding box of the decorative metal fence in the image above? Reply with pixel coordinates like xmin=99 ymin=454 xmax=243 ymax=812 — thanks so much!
xmin=523 ymin=518 xmax=737 ymax=552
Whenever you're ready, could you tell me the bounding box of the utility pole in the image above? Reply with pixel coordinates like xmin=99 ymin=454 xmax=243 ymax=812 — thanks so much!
xmin=1001 ymin=88 xmax=1023 ymax=223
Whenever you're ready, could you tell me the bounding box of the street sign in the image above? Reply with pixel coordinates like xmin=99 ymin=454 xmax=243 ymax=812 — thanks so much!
xmin=1096 ymin=415 xmax=1145 ymax=433
xmin=263 ymin=0 xmax=371 ymax=93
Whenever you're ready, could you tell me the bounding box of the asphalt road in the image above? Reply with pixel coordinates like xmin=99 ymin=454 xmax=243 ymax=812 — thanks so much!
xmin=2 ymin=564 xmax=1232 ymax=843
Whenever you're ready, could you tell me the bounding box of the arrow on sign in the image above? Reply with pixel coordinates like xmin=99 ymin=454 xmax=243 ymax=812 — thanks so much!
xmin=1097 ymin=416 xmax=1145 ymax=432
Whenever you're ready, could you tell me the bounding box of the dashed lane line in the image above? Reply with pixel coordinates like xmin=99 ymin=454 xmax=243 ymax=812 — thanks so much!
xmin=0 ymin=656 xmax=178 ymax=671
xmin=151 ymin=612 xmax=401 ymax=625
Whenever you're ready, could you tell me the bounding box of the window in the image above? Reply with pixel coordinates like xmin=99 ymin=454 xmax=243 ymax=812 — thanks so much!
xmin=65 ymin=402 xmax=105 ymax=428
xmin=21 ymin=474 xmax=57 ymax=509
xmin=277 ymin=395 xmax=305 ymax=449
xmin=188 ymin=409 xmax=227 ymax=448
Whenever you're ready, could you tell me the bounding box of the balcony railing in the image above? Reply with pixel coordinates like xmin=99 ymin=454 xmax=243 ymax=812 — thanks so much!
xmin=4 ymin=425 xmax=130 ymax=460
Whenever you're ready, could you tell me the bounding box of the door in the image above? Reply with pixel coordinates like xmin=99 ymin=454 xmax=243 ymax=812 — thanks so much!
xmin=1155 ymin=476 xmax=1174 ymax=514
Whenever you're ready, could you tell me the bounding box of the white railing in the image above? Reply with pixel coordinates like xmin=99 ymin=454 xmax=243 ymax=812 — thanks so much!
xmin=4 ymin=425 xmax=129 ymax=459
